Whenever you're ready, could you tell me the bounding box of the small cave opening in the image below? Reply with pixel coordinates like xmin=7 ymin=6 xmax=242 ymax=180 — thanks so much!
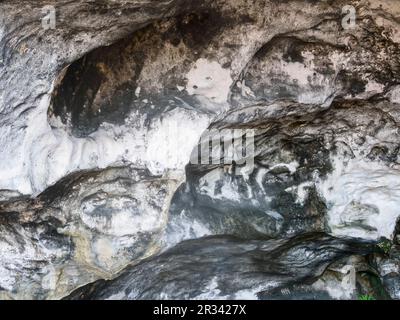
xmin=47 ymin=9 xmax=231 ymax=138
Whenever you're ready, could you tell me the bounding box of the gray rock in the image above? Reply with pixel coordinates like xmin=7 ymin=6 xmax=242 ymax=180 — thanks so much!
xmin=0 ymin=0 xmax=400 ymax=300
xmin=2 ymin=0 xmax=398 ymax=195
xmin=167 ymin=99 xmax=400 ymax=245
xmin=0 ymin=166 xmax=179 ymax=299
xmin=65 ymin=233 xmax=379 ymax=300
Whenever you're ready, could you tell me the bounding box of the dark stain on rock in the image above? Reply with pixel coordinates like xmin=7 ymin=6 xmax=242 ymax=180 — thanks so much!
xmin=336 ymin=70 xmax=367 ymax=97
xmin=282 ymin=38 xmax=305 ymax=64
xmin=49 ymin=35 xmax=145 ymax=138
xmin=50 ymin=55 xmax=106 ymax=137
xmin=164 ymin=10 xmax=233 ymax=51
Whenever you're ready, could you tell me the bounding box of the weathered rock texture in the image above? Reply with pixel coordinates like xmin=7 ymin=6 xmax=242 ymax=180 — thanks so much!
xmin=167 ymin=99 xmax=400 ymax=243
xmin=0 ymin=166 xmax=178 ymax=299
xmin=0 ymin=0 xmax=400 ymax=300
xmin=65 ymin=233 xmax=380 ymax=300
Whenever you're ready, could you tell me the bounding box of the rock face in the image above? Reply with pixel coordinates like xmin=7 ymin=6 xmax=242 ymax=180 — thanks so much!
xmin=0 ymin=166 xmax=178 ymax=299
xmin=0 ymin=0 xmax=400 ymax=300
xmin=167 ymin=99 xmax=400 ymax=243
xmin=64 ymin=233 xmax=379 ymax=300
xmin=0 ymin=0 xmax=210 ymax=194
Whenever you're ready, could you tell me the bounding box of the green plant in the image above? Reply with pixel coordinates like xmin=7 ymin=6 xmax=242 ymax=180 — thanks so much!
xmin=358 ymin=294 xmax=375 ymax=300
xmin=377 ymin=240 xmax=392 ymax=254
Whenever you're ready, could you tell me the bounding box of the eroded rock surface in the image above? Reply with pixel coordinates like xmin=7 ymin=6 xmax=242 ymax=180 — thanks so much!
xmin=65 ymin=233 xmax=379 ymax=300
xmin=3 ymin=0 xmax=399 ymax=195
xmin=166 ymin=99 xmax=400 ymax=245
xmin=0 ymin=166 xmax=178 ymax=299
xmin=0 ymin=0 xmax=400 ymax=300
